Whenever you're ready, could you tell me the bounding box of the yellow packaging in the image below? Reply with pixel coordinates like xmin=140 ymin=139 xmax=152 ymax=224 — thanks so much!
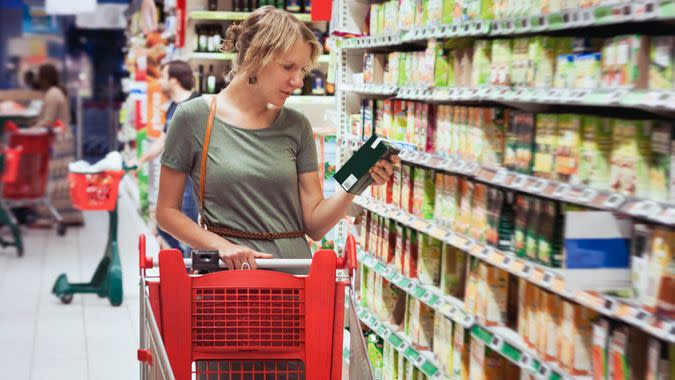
xmin=526 ymin=285 xmax=540 ymax=349
xmin=453 ymin=326 xmax=471 ymax=380
xmin=643 ymin=227 xmax=674 ymax=313
xmin=433 ymin=312 xmax=455 ymax=377
xmin=417 ymin=234 xmax=442 ymax=286
xmin=475 ymin=262 xmax=488 ymax=325
xmin=560 ymin=301 xmax=599 ymax=376
xmin=517 ymin=279 xmax=529 ymax=341
xmin=417 ymin=301 xmax=435 ymax=349
xmin=464 ymin=257 xmax=480 ymax=315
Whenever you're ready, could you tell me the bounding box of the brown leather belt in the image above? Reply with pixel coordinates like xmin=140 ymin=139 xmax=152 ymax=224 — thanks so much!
xmin=205 ymin=224 xmax=305 ymax=241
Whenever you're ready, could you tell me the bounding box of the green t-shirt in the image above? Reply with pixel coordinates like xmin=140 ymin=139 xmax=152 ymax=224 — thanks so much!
xmin=161 ymin=96 xmax=318 ymax=260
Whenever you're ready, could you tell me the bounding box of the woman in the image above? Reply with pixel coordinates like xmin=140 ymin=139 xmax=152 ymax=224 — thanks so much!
xmin=33 ymin=64 xmax=70 ymax=127
xmin=157 ymin=6 xmax=398 ymax=271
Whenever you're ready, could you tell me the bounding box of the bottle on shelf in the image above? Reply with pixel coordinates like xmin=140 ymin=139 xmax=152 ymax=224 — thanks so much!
xmin=206 ymin=26 xmax=215 ymax=52
xmin=309 ymin=69 xmax=326 ymax=95
xmin=303 ymin=0 xmax=311 ymax=12
xmin=198 ymin=25 xmax=208 ymax=52
xmin=286 ymin=0 xmax=302 ymax=12
xmin=208 ymin=0 xmax=218 ymax=11
xmin=198 ymin=65 xmax=206 ymax=94
xmin=194 ymin=25 xmax=201 ymax=52
xmin=212 ymin=25 xmax=222 ymax=53
xmin=207 ymin=65 xmax=217 ymax=94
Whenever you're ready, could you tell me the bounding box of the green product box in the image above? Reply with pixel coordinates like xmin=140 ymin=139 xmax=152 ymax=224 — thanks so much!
xmin=490 ymin=39 xmax=513 ymax=86
xmin=609 ymin=119 xmax=651 ymax=197
xmin=398 ymin=53 xmax=408 ymax=86
xmin=511 ymin=37 xmax=531 ymax=87
xmin=514 ymin=195 xmax=528 ymax=258
xmin=377 ymin=3 xmax=386 ymax=36
xmin=533 ymin=114 xmax=558 ymax=180
xmin=509 ymin=111 xmax=536 ymax=174
xmin=136 ymin=128 xmax=150 ymax=216
xmin=414 ymin=0 xmax=428 ymax=28
xmin=649 ymin=36 xmax=675 ymax=90
xmin=554 ymin=54 xmax=574 ymax=88
xmin=384 ymin=0 xmax=399 ymax=35
xmin=537 ymin=200 xmax=563 ymax=268
xmin=525 ymin=197 xmax=540 ymax=263
xmin=398 ymin=0 xmax=416 ymax=30
xmin=446 ymin=174 xmax=459 ymax=227
xmin=417 ymin=234 xmax=442 ymax=286
xmin=333 ymin=134 xmax=401 ymax=195
xmin=579 ymin=116 xmax=612 ymax=190
xmin=529 ymin=36 xmax=557 ymax=88
xmin=393 ymin=100 xmax=408 ymax=142
xmin=434 ymin=45 xmax=451 ymax=87
xmin=367 ymin=334 xmax=384 ymax=378
xmin=498 ymin=191 xmax=515 ymax=252
xmin=427 ymin=0 xmax=446 ymax=25
xmin=648 ymin=122 xmax=673 ymax=202
xmin=479 ymin=108 xmax=508 ymax=167
xmin=471 ymin=40 xmax=492 ymax=86
xmin=423 ymin=169 xmax=437 ymax=219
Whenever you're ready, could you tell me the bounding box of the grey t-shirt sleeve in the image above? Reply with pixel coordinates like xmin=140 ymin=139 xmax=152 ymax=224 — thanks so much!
xmin=161 ymin=104 xmax=194 ymax=173
xmin=296 ymin=114 xmax=318 ymax=173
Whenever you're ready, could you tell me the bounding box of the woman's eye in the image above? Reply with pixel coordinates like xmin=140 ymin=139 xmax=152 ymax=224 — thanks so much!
xmin=283 ymin=65 xmax=293 ymax=70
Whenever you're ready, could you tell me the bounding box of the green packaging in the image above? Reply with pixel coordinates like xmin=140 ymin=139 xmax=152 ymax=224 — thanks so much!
xmin=434 ymin=44 xmax=451 ymax=87
xmin=367 ymin=334 xmax=384 ymax=378
xmin=423 ymin=169 xmax=437 ymax=219
xmin=479 ymin=108 xmax=507 ymax=167
xmin=393 ymin=101 xmax=408 ymax=142
xmin=398 ymin=53 xmax=409 ymax=86
xmin=578 ymin=116 xmax=612 ymax=190
xmin=471 ymin=40 xmax=492 ymax=86
xmin=649 ymin=36 xmax=675 ymax=90
xmin=333 ymin=134 xmax=401 ymax=195
xmin=525 ymin=197 xmax=540 ymax=263
xmin=533 ymin=114 xmax=558 ymax=180
xmin=555 ymin=114 xmax=582 ymax=184
xmin=609 ymin=119 xmax=651 ymax=197
xmin=514 ymin=195 xmax=528 ymax=258
xmin=383 ymin=0 xmax=399 ymax=34
xmin=398 ymin=0 xmax=416 ymax=30
xmin=648 ymin=122 xmax=673 ymax=202
xmin=511 ymin=37 xmax=531 ymax=87
xmin=136 ymin=128 xmax=150 ymax=215
xmin=417 ymin=233 xmax=442 ymax=286
xmin=490 ymin=39 xmax=513 ymax=86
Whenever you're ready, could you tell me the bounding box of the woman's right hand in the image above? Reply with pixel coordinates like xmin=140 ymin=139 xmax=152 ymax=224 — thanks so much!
xmin=218 ymin=244 xmax=273 ymax=270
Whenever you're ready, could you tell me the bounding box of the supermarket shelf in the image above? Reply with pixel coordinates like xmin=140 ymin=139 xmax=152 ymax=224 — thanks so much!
xmin=358 ymin=247 xmax=583 ymax=380
xmin=339 ymin=0 xmax=675 ymax=49
xmin=187 ymin=52 xmax=332 ymax=63
xmin=341 ymin=135 xmax=675 ymax=226
xmin=341 ymin=83 xmax=399 ymax=96
xmin=353 ymin=195 xmax=675 ymax=344
xmin=285 ymin=95 xmax=335 ymax=105
xmin=355 ymin=305 xmax=444 ymax=379
xmin=189 ymin=10 xmax=312 ymax=22
xmin=357 ymin=249 xmax=474 ymax=329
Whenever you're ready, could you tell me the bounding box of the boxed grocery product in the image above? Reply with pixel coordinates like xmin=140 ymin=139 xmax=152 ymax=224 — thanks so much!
xmin=457 ymin=178 xmax=474 ymax=235
xmin=412 ymin=166 xmax=425 ymax=217
xmin=453 ymin=326 xmax=471 ymax=380
xmin=392 ymin=100 xmax=407 ymax=142
xmin=434 ymin=105 xmax=450 ymax=156
xmin=649 ymin=36 xmax=675 ymax=90
xmin=367 ymin=333 xmax=384 ymax=378
xmin=470 ymin=338 xmax=506 ymax=380
xmin=474 ymin=262 xmax=488 ymax=325
xmin=646 ymin=338 xmax=673 ymax=380
xmin=538 ymin=200 xmax=564 ymax=268
xmin=513 ymin=111 xmax=536 ymax=174
xmin=350 ymin=113 xmax=363 ymax=138
xmin=575 ymin=52 xmax=602 ymax=89
xmin=480 ymin=108 xmax=508 ymax=168
xmin=511 ymin=38 xmax=531 ymax=87
xmin=404 ymin=228 xmax=419 ymax=278
xmin=591 ymin=318 xmax=610 ymax=380
xmin=394 ymin=223 xmax=406 ymax=271
xmin=631 ymin=224 xmax=653 ymax=302
xmin=497 ymin=190 xmax=516 ymax=252
xmin=455 ymin=106 xmax=469 ymax=159
xmin=408 ymin=296 xmax=435 ymax=349
xmin=471 ymin=183 xmax=489 ymax=243
xmin=445 ymin=174 xmax=460 ymax=227
xmin=398 ymin=0 xmax=416 ymax=30
xmin=643 ymin=227 xmax=674 ymax=314
xmin=423 ymin=169 xmax=436 ymax=219
xmin=578 ymin=116 xmax=612 ymax=190
xmin=563 ymin=211 xmax=633 ymax=291
xmin=334 ymin=134 xmax=401 ymax=195
xmin=401 ymin=164 xmax=414 ymax=213
xmin=380 ymin=100 xmax=393 ymax=138
xmin=533 ymin=114 xmax=558 ymax=180
xmin=491 ymin=39 xmax=513 ymax=86
xmin=464 ymin=257 xmax=481 ymax=314
xmin=607 ymin=326 xmax=630 ymax=380
xmin=417 ymin=234 xmax=442 ymax=286
xmin=555 ymin=114 xmax=582 ymax=184
xmin=535 ymin=289 xmax=548 ymax=355
xmin=369 ymin=4 xmax=381 ymax=36
xmin=385 ymin=52 xmax=400 ymax=85
xmin=398 ymin=53 xmax=409 ymax=86
xmin=559 ymin=301 xmax=599 ymax=375
xmin=544 ymin=291 xmax=562 ymax=361
xmin=416 ymin=0 xmax=430 ymax=28
xmin=363 ymin=53 xmax=386 ymax=84
xmin=466 ymin=108 xmax=482 ymax=162
xmin=525 ymin=197 xmax=540 ymax=263
xmin=362 ymin=99 xmax=375 ymax=138
xmin=554 ymin=54 xmax=575 ymax=88
xmin=649 ymin=122 xmax=673 ymax=202
xmin=601 ymin=35 xmax=650 ymax=89
xmin=609 ymin=119 xmax=651 ymax=197
xmin=514 ymin=195 xmax=529 ymax=258
xmin=517 ymin=279 xmax=529 ymax=341
xmin=381 ymin=278 xmax=399 ymax=322
xmin=472 ymin=40 xmax=493 ymax=86
xmin=525 ymin=285 xmax=541 ymax=349
xmin=656 ymin=259 xmax=675 ymax=319
xmin=440 ymin=243 xmax=467 ymax=299
xmin=386 ymin=218 xmax=397 ymax=263
xmin=484 ymin=265 xmax=509 ymax=326
xmin=529 ymin=36 xmax=557 ymax=88
xmin=457 ymin=47 xmax=475 ymax=87
xmin=383 ymin=0 xmax=399 ymax=34
xmin=433 ymin=173 xmax=446 ymax=222
xmin=433 ymin=312 xmax=454 ymax=377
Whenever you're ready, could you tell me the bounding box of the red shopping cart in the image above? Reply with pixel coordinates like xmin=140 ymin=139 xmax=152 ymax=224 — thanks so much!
xmin=1 ymin=121 xmax=65 ymax=235
xmin=137 ymin=234 xmax=375 ymax=380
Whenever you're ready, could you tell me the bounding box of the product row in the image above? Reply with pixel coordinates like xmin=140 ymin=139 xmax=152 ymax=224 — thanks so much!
xmin=360 ymin=198 xmax=673 ymax=310
xmin=193 ymin=63 xmax=330 ymax=95
xmin=359 ymin=256 xmax=674 ymax=379
xmin=350 ymin=101 xmax=675 ymax=201
xmin=206 ymin=0 xmax=310 ymax=13
xmin=367 ymin=0 xmax=642 ymax=35
xmin=192 ymin=23 xmax=331 ymax=54
xmin=359 ymin=36 xmax=675 ymax=91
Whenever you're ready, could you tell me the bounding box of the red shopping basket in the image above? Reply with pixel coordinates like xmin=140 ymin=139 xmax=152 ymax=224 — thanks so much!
xmin=139 ymin=238 xmax=357 ymax=380
xmin=2 ymin=129 xmax=54 ymax=199
xmin=68 ymin=171 xmax=124 ymax=211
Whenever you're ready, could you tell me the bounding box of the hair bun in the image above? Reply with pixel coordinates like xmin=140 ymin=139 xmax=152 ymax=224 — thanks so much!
xmin=222 ymin=23 xmax=242 ymax=52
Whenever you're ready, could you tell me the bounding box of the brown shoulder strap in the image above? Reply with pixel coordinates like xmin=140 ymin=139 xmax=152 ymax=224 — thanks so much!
xmin=199 ymin=96 xmax=217 ymax=220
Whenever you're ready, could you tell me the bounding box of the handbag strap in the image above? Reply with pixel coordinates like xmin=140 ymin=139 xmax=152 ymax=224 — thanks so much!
xmin=199 ymin=96 xmax=217 ymax=221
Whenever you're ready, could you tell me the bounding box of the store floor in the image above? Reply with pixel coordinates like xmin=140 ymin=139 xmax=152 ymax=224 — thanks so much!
xmin=0 ymin=181 xmax=159 ymax=380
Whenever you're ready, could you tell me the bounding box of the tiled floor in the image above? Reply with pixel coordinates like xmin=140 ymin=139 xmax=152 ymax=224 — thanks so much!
xmin=0 ymin=181 xmax=160 ymax=380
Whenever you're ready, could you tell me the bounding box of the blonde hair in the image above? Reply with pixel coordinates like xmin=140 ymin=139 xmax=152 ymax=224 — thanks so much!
xmin=221 ymin=6 xmax=323 ymax=81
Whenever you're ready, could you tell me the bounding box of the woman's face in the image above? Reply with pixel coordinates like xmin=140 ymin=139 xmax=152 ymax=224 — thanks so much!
xmin=256 ymin=39 xmax=312 ymax=107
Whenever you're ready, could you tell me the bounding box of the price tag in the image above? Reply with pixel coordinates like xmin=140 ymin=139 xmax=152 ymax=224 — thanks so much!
xmin=579 ymin=188 xmax=598 ymax=203
xmin=657 ymin=208 xmax=675 ymax=226
xmin=421 ymin=154 xmax=433 ymax=165
xmin=501 ymin=255 xmax=513 ymax=269
xmin=521 ymin=263 xmax=533 ymax=277
xmin=462 ymin=314 xmax=474 ymax=327
xmin=528 ymin=179 xmax=548 ymax=193
xmin=603 ymin=298 xmax=617 ymax=314
xmin=490 ymin=336 xmax=503 ymax=350
xmin=493 ymin=170 xmax=509 ymax=184
xmin=512 ymin=174 xmax=529 ymax=189
xmin=463 ymin=238 xmax=475 ymax=250
xmin=455 ymin=161 xmax=467 ymax=172
xmin=520 ymin=354 xmax=531 ymax=367
xmin=604 ymin=193 xmax=626 ymax=209
xmin=537 ymin=365 xmax=550 ymax=379
xmin=553 ymin=184 xmax=570 ymax=198
xmin=381 ymin=328 xmax=392 ymax=339
xmin=480 ymin=246 xmax=491 ymax=258
xmin=420 ymin=291 xmax=433 ymax=303
xmin=541 ymin=271 xmax=554 ymax=287
xmin=607 ymin=90 xmax=623 ymax=104
xmin=465 ymin=162 xmax=480 ymax=174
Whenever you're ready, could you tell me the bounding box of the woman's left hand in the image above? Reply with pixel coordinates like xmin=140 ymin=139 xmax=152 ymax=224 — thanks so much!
xmin=370 ymin=155 xmax=401 ymax=186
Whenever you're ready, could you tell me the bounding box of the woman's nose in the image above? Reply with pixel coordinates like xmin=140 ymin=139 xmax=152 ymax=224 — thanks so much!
xmin=290 ymin=72 xmax=304 ymax=87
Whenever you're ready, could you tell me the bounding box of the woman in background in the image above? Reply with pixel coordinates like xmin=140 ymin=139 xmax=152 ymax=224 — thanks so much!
xmin=32 ymin=63 xmax=70 ymax=128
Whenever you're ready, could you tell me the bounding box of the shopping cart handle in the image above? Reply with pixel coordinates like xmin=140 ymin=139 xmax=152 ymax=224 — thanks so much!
xmin=138 ymin=234 xmax=154 ymax=270
xmin=183 ymin=257 xmax=313 ymax=270
xmin=137 ymin=349 xmax=153 ymax=365
xmin=337 ymin=234 xmax=357 ymax=273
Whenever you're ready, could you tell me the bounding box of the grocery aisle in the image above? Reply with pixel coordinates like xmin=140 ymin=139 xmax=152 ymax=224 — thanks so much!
xmin=0 ymin=182 xmax=158 ymax=380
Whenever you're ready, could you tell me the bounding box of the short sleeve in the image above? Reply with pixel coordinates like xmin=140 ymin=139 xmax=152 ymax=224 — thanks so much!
xmin=161 ymin=104 xmax=194 ymax=173
xmin=296 ymin=115 xmax=318 ymax=173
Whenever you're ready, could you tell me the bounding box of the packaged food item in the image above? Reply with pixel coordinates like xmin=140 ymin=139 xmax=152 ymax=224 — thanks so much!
xmin=472 ymin=40 xmax=493 ymax=86
xmin=517 ymin=279 xmax=529 ymax=342
xmin=560 ymin=301 xmax=599 ymax=375
xmin=398 ymin=0 xmax=416 ymax=30
xmin=401 ymin=164 xmax=414 ymax=213
xmin=649 ymin=36 xmax=675 ymax=90
xmin=417 ymin=234 xmax=442 ymax=286
xmin=412 ymin=166 xmax=426 ymax=217
xmin=643 ymin=227 xmax=674 ymax=314
xmin=491 ymin=39 xmax=513 ymax=86
xmin=649 ymin=122 xmax=673 ymax=202
xmin=511 ymin=38 xmax=531 ymax=87
xmin=367 ymin=333 xmax=384 ymax=378
xmin=483 ymin=265 xmax=509 ymax=326
xmin=507 ymin=111 xmax=536 ymax=174
xmin=609 ymin=119 xmax=651 ymax=197
xmin=544 ymin=291 xmax=562 ymax=362
xmin=433 ymin=312 xmax=454 ymax=377
xmin=470 ymin=338 xmax=506 ymax=380
xmin=533 ymin=114 xmax=558 ymax=180
xmin=456 ymin=178 xmax=474 ymax=235
xmin=525 ymin=197 xmax=540 ymax=263
xmin=602 ymin=35 xmax=650 ymax=89
xmin=591 ymin=318 xmax=610 ymax=380
xmin=440 ymin=243 xmax=467 ymax=299
xmin=514 ymin=195 xmax=529 ymax=258
xmin=537 ymin=200 xmax=564 ymax=268
xmin=646 ymin=338 xmax=673 ymax=380
xmin=555 ymin=114 xmax=582 ymax=184
xmin=578 ymin=116 xmax=612 ymax=190
xmin=464 ymin=257 xmax=481 ymax=314
xmin=471 ymin=183 xmax=489 ymax=243
xmin=574 ymin=52 xmax=602 ymax=89
xmin=404 ymin=229 xmax=419 ymax=279
xmin=453 ymin=326 xmax=471 ymax=380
